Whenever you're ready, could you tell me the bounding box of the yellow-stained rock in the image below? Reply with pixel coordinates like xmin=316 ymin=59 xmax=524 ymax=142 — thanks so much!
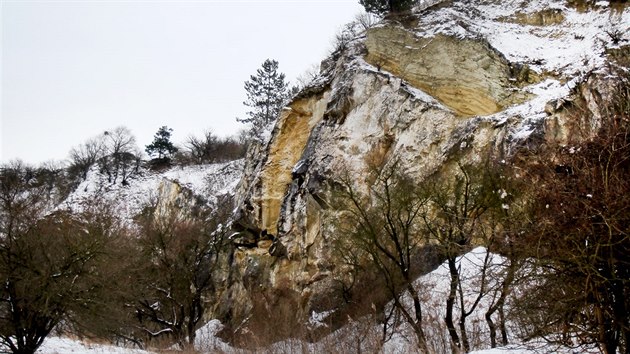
xmin=258 ymin=93 xmax=329 ymax=234
xmin=364 ymin=28 xmax=527 ymax=116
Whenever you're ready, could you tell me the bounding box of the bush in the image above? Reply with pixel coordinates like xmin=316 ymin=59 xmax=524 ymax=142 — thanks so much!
xmin=515 ymin=68 xmax=630 ymax=354
xmin=0 ymin=164 xmax=132 ymax=354
xmin=359 ymin=0 xmax=415 ymax=16
xmin=184 ymin=130 xmax=246 ymax=165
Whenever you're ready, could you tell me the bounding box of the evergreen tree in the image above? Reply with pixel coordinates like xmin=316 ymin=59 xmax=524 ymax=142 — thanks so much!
xmin=145 ymin=126 xmax=178 ymax=161
xmin=359 ymin=0 xmax=415 ymax=16
xmin=237 ymin=59 xmax=290 ymax=138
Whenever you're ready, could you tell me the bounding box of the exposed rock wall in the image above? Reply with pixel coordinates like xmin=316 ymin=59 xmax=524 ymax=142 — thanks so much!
xmin=223 ymin=0 xmax=630 ymax=342
xmin=258 ymin=94 xmax=330 ymax=234
xmin=364 ymin=28 xmax=529 ymax=116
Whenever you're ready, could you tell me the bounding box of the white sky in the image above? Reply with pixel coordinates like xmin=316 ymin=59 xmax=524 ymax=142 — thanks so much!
xmin=1 ymin=0 xmax=363 ymax=164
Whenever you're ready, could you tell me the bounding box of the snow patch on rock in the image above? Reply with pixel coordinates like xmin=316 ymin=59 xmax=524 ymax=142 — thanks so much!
xmin=63 ymin=160 xmax=244 ymax=220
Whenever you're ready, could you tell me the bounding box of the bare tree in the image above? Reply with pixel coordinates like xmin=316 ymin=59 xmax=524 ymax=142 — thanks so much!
xmin=99 ymin=127 xmax=141 ymax=185
xmin=483 ymin=248 xmax=519 ymax=348
xmin=419 ymin=163 xmax=507 ymax=353
xmin=0 ymin=162 xmax=131 ymax=354
xmin=335 ymin=161 xmax=432 ymax=352
xmin=482 ymin=193 xmax=528 ymax=349
xmin=515 ymin=70 xmax=630 ymax=354
xmin=184 ymin=130 xmax=245 ymax=165
xmin=354 ymin=11 xmax=380 ymax=32
xmin=295 ymin=63 xmax=321 ymax=88
xmin=132 ymin=198 xmax=231 ymax=350
xmin=68 ymin=136 xmax=106 ymax=180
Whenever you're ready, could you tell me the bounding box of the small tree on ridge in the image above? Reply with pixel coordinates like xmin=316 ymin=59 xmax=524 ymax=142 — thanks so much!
xmin=145 ymin=126 xmax=178 ymax=162
xmin=359 ymin=0 xmax=415 ymax=16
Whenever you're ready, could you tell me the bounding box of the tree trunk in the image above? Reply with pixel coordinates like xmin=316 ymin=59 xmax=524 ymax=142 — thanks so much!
xmin=499 ymin=305 xmax=508 ymax=346
xmin=486 ymin=258 xmax=516 ymax=348
xmin=446 ymin=256 xmax=461 ymax=352
xmin=458 ymin=316 xmax=471 ymax=352
xmin=407 ymin=283 xmax=430 ymax=353
xmin=486 ymin=310 xmax=497 ymax=348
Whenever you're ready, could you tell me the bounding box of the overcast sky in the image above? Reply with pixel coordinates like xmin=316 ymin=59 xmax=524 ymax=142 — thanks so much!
xmin=1 ymin=0 xmax=363 ymax=164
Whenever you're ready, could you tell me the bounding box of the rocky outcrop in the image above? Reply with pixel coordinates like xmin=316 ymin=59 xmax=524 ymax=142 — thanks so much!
xmin=222 ymin=0 xmax=630 ymax=342
xmin=258 ymin=95 xmax=330 ymax=235
xmin=364 ymin=28 xmax=531 ymax=116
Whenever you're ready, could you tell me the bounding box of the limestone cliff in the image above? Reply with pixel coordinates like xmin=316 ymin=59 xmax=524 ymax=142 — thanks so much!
xmin=65 ymin=160 xmax=243 ymax=223
xmin=224 ymin=0 xmax=630 ymax=341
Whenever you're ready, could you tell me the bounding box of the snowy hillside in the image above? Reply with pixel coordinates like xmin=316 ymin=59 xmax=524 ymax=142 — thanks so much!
xmin=417 ymin=0 xmax=628 ymax=75
xmin=36 ymin=337 xmax=156 ymax=354
xmin=63 ymin=160 xmax=244 ymax=220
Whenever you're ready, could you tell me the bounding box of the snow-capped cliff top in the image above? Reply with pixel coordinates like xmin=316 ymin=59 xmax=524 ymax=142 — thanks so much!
xmin=63 ymin=160 xmax=244 ymax=220
xmin=416 ymin=0 xmax=629 ymax=76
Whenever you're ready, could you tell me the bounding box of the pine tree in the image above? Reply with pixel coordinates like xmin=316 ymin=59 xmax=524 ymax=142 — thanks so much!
xmin=237 ymin=59 xmax=290 ymax=138
xmin=359 ymin=0 xmax=415 ymax=16
xmin=145 ymin=126 xmax=178 ymax=161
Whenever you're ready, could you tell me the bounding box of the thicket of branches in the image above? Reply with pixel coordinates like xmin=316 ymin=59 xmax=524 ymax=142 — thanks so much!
xmin=331 ymin=68 xmax=630 ymax=354
xmin=130 ymin=197 xmax=231 ymax=350
xmin=512 ymin=69 xmax=630 ymax=354
xmin=181 ymin=130 xmax=246 ymax=165
xmin=66 ymin=126 xmax=141 ymax=186
xmin=67 ymin=126 xmax=246 ymax=180
xmin=0 ymin=163 xmax=133 ymax=354
xmin=0 ymin=159 xmax=233 ymax=354
xmin=333 ymin=158 xmax=520 ymax=353
xmin=334 ymin=160 xmax=433 ymax=352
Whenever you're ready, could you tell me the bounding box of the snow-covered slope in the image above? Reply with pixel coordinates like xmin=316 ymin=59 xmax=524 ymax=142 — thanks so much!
xmin=36 ymin=337 xmax=155 ymax=354
xmin=414 ymin=0 xmax=630 ymax=142
xmin=63 ymin=160 xmax=243 ymax=220
xmin=417 ymin=0 xmax=628 ymax=75
xmin=29 ymin=160 xmax=244 ymax=354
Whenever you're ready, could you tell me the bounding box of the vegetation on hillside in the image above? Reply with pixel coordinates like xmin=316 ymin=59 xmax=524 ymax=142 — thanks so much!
xmin=329 ymin=67 xmax=630 ymax=354
xmin=513 ymin=68 xmax=630 ymax=354
xmin=145 ymin=126 xmax=178 ymax=166
xmin=359 ymin=0 xmax=415 ymax=16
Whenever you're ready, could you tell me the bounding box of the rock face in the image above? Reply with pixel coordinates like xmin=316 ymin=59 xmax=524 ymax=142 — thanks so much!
xmin=65 ymin=160 xmax=244 ymax=222
xmin=364 ymin=28 xmax=528 ymax=116
xmin=223 ymin=0 xmax=630 ymax=342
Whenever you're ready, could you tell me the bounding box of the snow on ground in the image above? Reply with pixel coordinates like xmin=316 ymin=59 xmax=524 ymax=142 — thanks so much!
xmin=36 ymin=337 xmax=154 ymax=354
xmin=194 ymin=319 xmax=233 ymax=353
xmin=63 ymin=160 xmax=243 ymax=220
xmin=384 ymin=248 xmax=602 ymax=354
xmin=376 ymin=248 xmax=510 ymax=353
xmin=34 ymin=320 xmax=233 ymax=354
xmin=469 ymin=340 xmax=601 ymax=354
